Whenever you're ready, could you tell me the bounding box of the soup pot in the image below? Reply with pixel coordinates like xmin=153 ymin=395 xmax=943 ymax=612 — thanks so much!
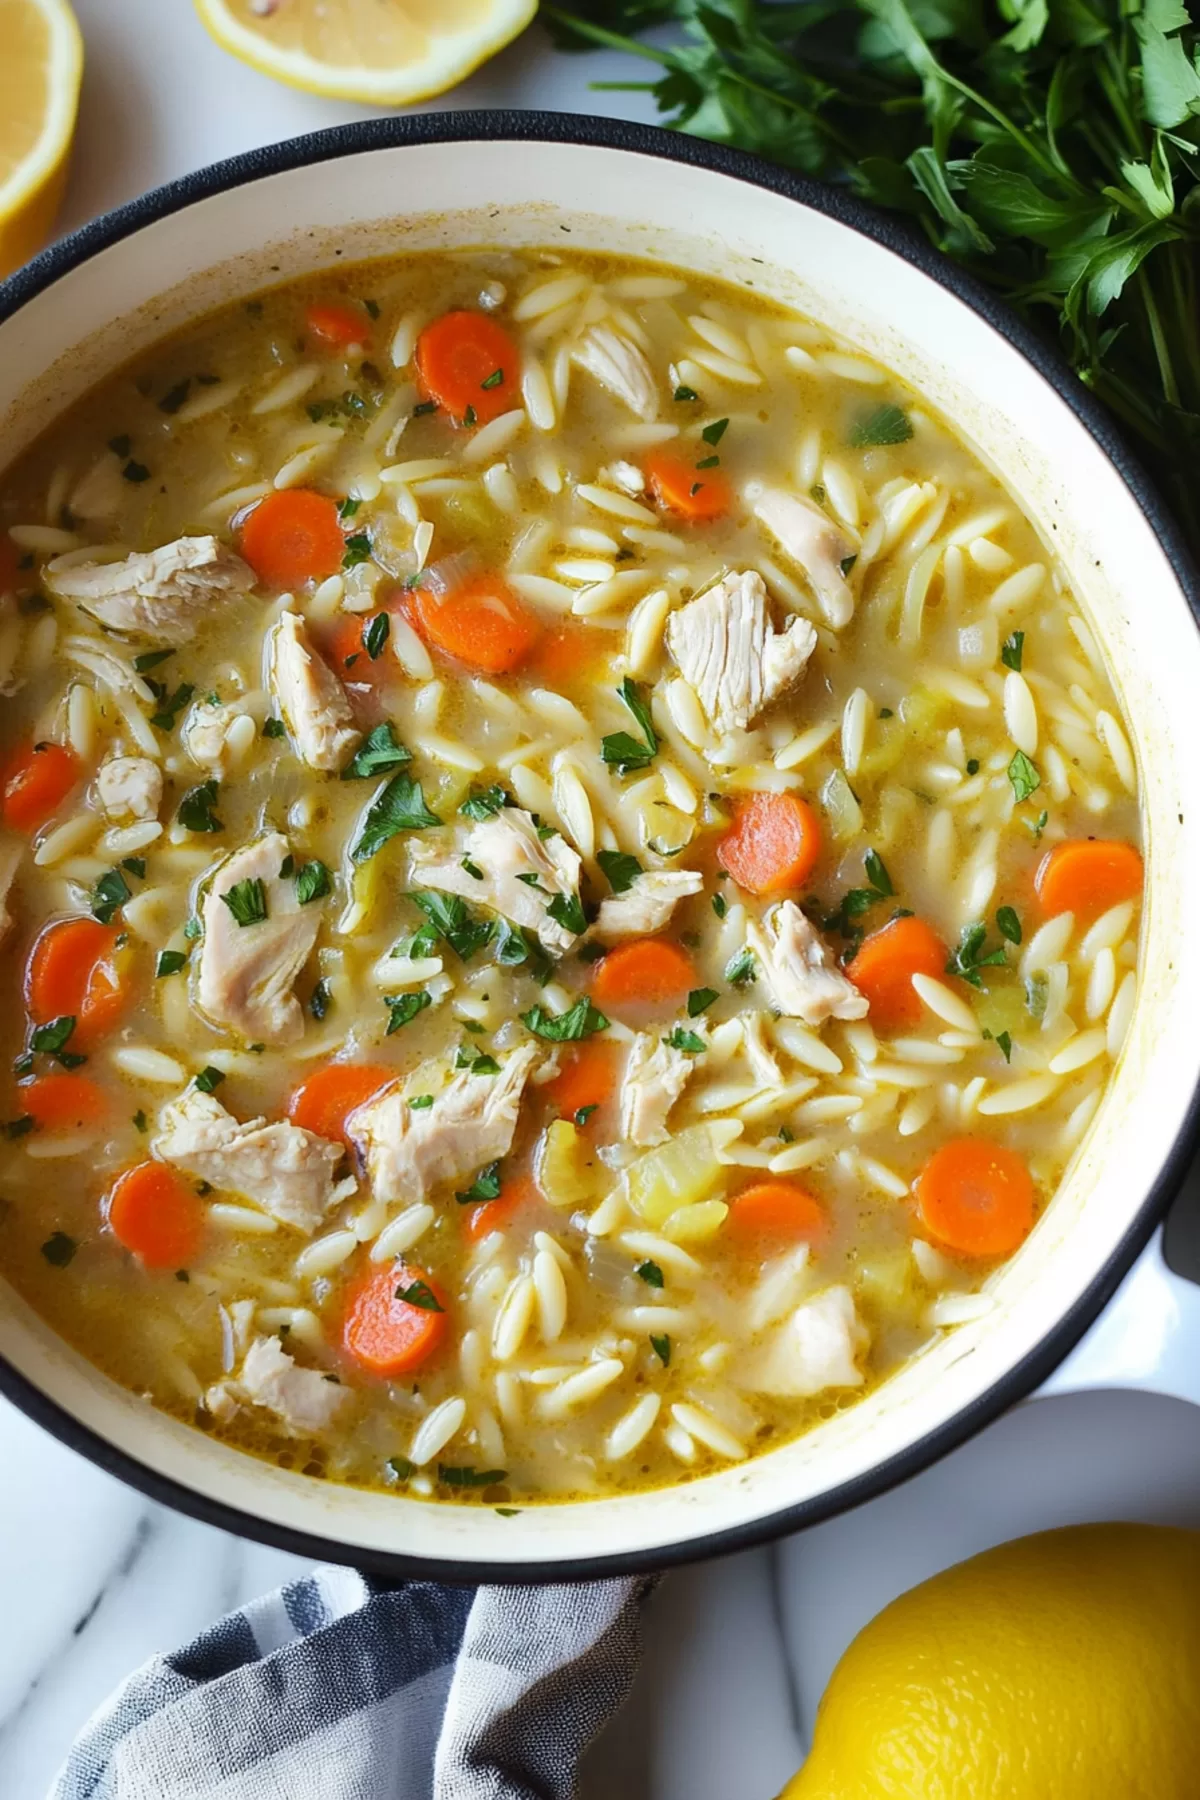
xmin=2 ymin=113 xmax=1199 ymax=1581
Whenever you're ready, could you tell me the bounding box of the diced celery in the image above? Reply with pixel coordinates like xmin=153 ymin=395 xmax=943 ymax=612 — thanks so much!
xmin=820 ymin=767 xmax=863 ymax=842
xmin=855 ymin=1248 xmax=914 ymax=1313
xmin=535 ymin=1119 xmax=599 ymax=1208
xmin=663 ymin=1199 xmax=729 ymax=1244
xmin=974 ymin=981 xmax=1028 ymax=1042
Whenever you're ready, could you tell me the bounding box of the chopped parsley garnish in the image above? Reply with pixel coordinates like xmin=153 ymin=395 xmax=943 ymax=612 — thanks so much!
xmin=455 ymin=1045 xmax=501 ymax=1075
xmin=1026 ymin=972 xmax=1049 ymax=1020
xmin=342 ymin=721 xmax=411 ymax=780
xmin=437 ymin=1464 xmax=506 ymax=1487
xmin=183 ymin=916 xmax=203 ymax=941
xmin=665 ymin=1027 xmax=706 ymax=1054
xmin=412 ymin=399 xmax=438 ymax=417
xmin=515 ymin=873 xmax=549 ymax=894
xmin=30 ymin=1015 xmax=83 ymax=1069
xmin=4 ymin=1115 xmax=34 ymax=1139
xmin=310 ymin=979 xmax=332 ymax=1021
xmin=409 ymin=890 xmax=492 ymax=961
xmin=597 ymin=848 xmax=643 ymax=894
xmin=122 ymin=857 xmax=146 ymax=880
xmin=133 ymin=648 xmax=174 ymax=674
xmin=725 ymin=948 xmax=757 ymax=986
xmin=461 ymin=856 xmax=484 ymax=880
xmin=221 ymin=877 xmax=268 ymax=928
xmin=122 ymin=460 xmax=151 ymax=483
xmin=849 ymin=403 xmax=913 ymax=447
xmin=155 ymin=950 xmax=188 ymax=978
xmin=133 ymin=1109 xmax=148 ymax=1132
xmin=108 ymin=434 xmax=132 ymax=458
xmin=456 ymin=1160 xmax=502 ymax=1204
xmin=575 ymin=1104 xmax=598 ymax=1126
xmin=480 ymin=368 xmax=505 ymax=390
xmin=841 ymin=553 xmax=858 ymax=576
xmin=1001 ymin=630 xmax=1025 ymax=671
xmin=149 ymin=682 xmax=196 ymax=732
xmin=460 ymin=784 xmax=511 ymax=820
xmin=342 ymin=533 xmax=372 ymax=570
xmin=674 ymin=385 xmax=699 ymax=401
xmin=41 ymin=1232 xmax=77 ymax=1267
xmin=636 ymin=1260 xmax=665 ymax=1288
xmin=91 ymin=868 xmax=132 ymax=926
xmin=520 ymin=997 xmax=610 ymax=1042
xmin=650 ymin=1333 xmax=671 ymax=1366
xmin=966 ymin=757 xmax=980 ymax=775
xmin=995 ymin=1030 xmax=1013 ymax=1062
xmin=828 ymin=848 xmax=895 ymax=937
xmin=1007 ymin=750 xmax=1041 ymax=805
xmin=695 ymin=453 xmax=720 ymax=469
xmin=687 ymin=987 xmax=718 ymax=1017
xmin=352 ymin=772 xmax=441 ymax=862
xmin=946 ymin=922 xmax=1008 ymax=988
xmin=385 ymin=990 xmax=432 ymax=1034
xmin=711 ymin=892 xmax=727 ymax=919
xmin=996 ymin=905 xmax=1022 ymax=945
xmin=396 ymin=1280 xmax=443 ymax=1312
xmin=701 ymin=417 xmax=729 ymax=446
xmin=600 ymin=676 xmax=659 ymax=774
xmin=338 ymin=496 xmax=361 ymax=519
xmin=492 ymin=917 xmax=552 ymax=985
xmin=194 ymin=1065 xmax=225 ymax=1094
xmin=177 ymin=779 xmax=223 ymax=834
xmin=409 ymin=1094 xmax=434 ymax=1110
xmin=387 ymin=1456 xmax=416 ymax=1481
xmin=363 ymin=611 xmax=390 ymax=659
xmin=262 ymin=716 xmax=286 ymax=739
xmin=158 ymin=379 xmax=191 ymax=415
xmin=294 ymin=860 xmax=332 ymax=905
xmin=546 ymin=891 xmax=588 ymax=936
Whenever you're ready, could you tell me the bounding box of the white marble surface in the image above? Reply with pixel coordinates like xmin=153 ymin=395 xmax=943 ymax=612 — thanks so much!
xmin=4 ymin=4 xmax=1200 ymax=1794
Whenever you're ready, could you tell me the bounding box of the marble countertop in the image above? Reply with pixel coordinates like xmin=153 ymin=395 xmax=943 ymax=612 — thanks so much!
xmin=5 ymin=5 xmax=1200 ymax=1793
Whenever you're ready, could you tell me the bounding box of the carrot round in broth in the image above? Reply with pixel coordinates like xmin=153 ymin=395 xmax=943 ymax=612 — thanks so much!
xmin=645 ymin=448 xmax=732 ymax=520
xmin=915 ymin=1136 xmax=1034 ymax=1258
xmin=408 ymin=571 xmax=541 ymax=675
xmin=717 ymin=791 xmax=822 ymax=895
xmin=728 ymin=1180 xmax=828 ymax=1245
xmin=848 ymin=915 xmax=948 ymax=1032
xmin=1 ymin=740 xmax=80 ymax=833
xmin=107 ymin=1161 xmax=206 ymax=1269
xmin=287 ymin=1063 xmax=395 ymax=1150
xmin=19 ymin=1073 xmax=107 ymax=1133
xmin=306 ymin=301 xmax=370 ymax=352
xmin=591 ymin=938 xmax=695 ymax=1010
xmin=416 ymin=310 xmax=519 ymax=426
xmin=239 ymin=489 xmax=344 ymax=588
xmin=1035 ymin=838 xmax=1143 ymax=924
xmin=25 ymin=917 xmax=129 ymax=1043
xmin=342 ymin=1259 xmax=448 ymax=1377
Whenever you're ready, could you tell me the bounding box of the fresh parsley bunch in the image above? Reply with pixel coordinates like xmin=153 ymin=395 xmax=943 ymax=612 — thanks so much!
xmin=547 ymin=0 xmax=1200 ymax=551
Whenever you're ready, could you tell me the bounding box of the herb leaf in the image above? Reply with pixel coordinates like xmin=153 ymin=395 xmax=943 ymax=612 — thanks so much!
xmin=352 ymin=773 xmax=441 ymax=861
xmin=600 ymin=676 xmax=658 ymax=774
xmin=946 ymin=923 xmax=1008 ymax=988
xmin=1001 ymin=630 xmax=1025 ymax=672
xmin=409 ymin=890 xmax=492 ymax=961
xmin=178 ymin=779 xmax=223 ymax=834
xmin=221 ymin=877 xmax=268 ymax=928
xmin=546 ymin=890 xmax=588 ymax=936
xmin=91 ymin=868 xmax=132 ymax=926
xmin=687 ymin=987 xmax=719 ymax=1017
xmin=438 ymin=1464 xmax=507 ymax=1487
xmin=456 ymin=1160 xmax=502 ymax=1204
xmin=1007 ymin=750 xmax=1041 ymax=805
xmin=41 ymin=1231 xmax=77 ymax=1267
xmin=849 ymin=403 xmax=912 ymax=448
xmin=342 ymin=722 xmax=412 ymax=779
xmin=294 ymin=860 xmax=332 ymax=905
xmin=597 ymin=848 xmax=643 ymax=893
xmin=396 ymin=1279 xmax=443 ymax=1312
xmin=665 ymin=1027 xmax=706 ymax=1053
xmin=156 ymin=949 xmax=188 ymax=978
xmin=650 ymin=1333 xmax=671 ymax=1366
xmin=996 ymin=905 xmax=1023 ymax=945
xmin=195 ymin=1065 xmax=225 ymax=1094
xmin=521 ymin=998 xmax=610 ymax=1042
xmin=460 ymin=784 xmax=511 ymax=820
xmin=636 ymin=1260 xmax=665 ymax=1289
xmin=385 ymin=990 xmax=432 ymax=1034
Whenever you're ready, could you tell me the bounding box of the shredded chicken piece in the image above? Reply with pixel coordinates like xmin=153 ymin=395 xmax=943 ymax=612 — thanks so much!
xmin=592 ymin=869 xmax=704 ymax=942
xmin=154 ymin=1087 xmax=351 ymax=1235
xmin=408 ymin=808 xmax=583 ymax=954
xmin=95 ymin=754 xmax=161 ymax=822
xmin=740 ymin=1285 xmax=868 ymax=1397
xmin=747 ymin=902 xmax=868 ymax=1027
xmin=751 ymin=488 xmax=856 ymax=630
xmin=571 ymin=326 xmax=658 ymax=421
xmin=181 ymin=697 xmax=251 ymax=773
xmin=741 ymin=1012 xmax=782 ymax=1089
xmin=349 ymin=1045 xmax=539 ymax=1205
xmin=267 ymin=610 xmax=361 ymax=773
xmin=47 ymin=535 xmax=254 ymax=640
xmin=666 ymin=569 xmax=817 ymax=735
xmin=212 ymin=1335 xmax=351 ymax=1436
xmin=196 ymin=831 xmax=323 ymax=1045
xmin=620 ymin=1032 xmax=695 ymax=1148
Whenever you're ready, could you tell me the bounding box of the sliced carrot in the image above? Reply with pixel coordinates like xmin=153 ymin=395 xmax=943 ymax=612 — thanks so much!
xmin=408 ymin=571 xmax=541 ymax=675
xmin=240 ymin=489 xmax=344 ymax=588
xmin=1 ymin=740 xmax=81 ymax=833
xmin=915 ymin=1135 xmax=1034 ymax=1258
xmin=107 ymin=1160 xmax=206 ymax=1269
xmin=287 ymin=1063 xmax=396 ymax=1150
xmin=342 ymin=1258 xmax=449 ymax=1377
xmin=463 ymin=1174 xmax=536 ymax=1245
xmin=25 ymin=917 xmax=129 ymax=1044
xmin=592 ymin=937 xmax=695 ymax=1010
xmin=415 ymin=309 xmax=520 ymax=426
xmin=848 ymin=915 xmax=948 ymax=1032
xmin=18 ymin=1073 xmax=107 ymax=1133
xmin=717 ymin=791 xmax=822 ymax=896
xmin=525 ymin=623 xmax=605 ymax=688
xmin=306 ymin=301 xmax=370 ymax=352
xmin=542 ymin=1039 xmax=622 ymax=1122
xmin=645 ymin=448 xmax=732 ymax=521
xmin=728 ymin=1180 xmax=828 ymax=1244
xmin=1035 ymin=838 xmax=1143 ymax=924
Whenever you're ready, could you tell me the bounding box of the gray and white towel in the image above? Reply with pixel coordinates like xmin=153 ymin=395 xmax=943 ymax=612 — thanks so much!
xmin=50 ymin=1566 xmax=650 ymax=1799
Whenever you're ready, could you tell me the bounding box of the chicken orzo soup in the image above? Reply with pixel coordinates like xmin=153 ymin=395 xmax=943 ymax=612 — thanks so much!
xmin=0 ymin=249 xmax=1143 ymax=1503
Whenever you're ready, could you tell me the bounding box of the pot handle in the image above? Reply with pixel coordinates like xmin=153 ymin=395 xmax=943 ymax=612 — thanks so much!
xmin=1039 ymin=1158 xmax=1200 ymax=1406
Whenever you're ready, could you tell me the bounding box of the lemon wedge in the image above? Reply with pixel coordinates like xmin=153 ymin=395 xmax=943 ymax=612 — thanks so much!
xmin=0 ymin=0 xmax=83 ymax=279
xmin=193 ymin=0 xmax=538 ymax=105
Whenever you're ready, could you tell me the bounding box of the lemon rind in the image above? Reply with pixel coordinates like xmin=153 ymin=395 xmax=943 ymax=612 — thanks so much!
xmin=0 ymin=0 xmax=84 ymax=224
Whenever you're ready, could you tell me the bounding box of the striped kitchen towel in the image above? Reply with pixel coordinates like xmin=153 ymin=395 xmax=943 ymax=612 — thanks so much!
xmin=49 ymin=1566 xmax=650 ymax=1799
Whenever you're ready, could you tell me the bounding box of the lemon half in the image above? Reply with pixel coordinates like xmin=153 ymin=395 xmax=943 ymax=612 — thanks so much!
xmin=0 ymin=0 xmax=83 ymax=279
xmin=193 ymin=0 xmax=538 ymax=105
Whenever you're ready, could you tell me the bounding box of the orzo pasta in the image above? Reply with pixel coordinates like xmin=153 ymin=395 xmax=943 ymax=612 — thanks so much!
xmin=0 ymin=248 xmax=1143 ymax=1503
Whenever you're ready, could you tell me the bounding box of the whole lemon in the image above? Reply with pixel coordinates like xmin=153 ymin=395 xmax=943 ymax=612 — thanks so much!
xmin=783 ymin=1523 xmax=1200 ymax=1799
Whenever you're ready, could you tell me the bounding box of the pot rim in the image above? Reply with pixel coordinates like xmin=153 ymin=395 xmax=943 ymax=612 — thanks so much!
xmin=1 ymin=108 xmax=1198 ymax=1583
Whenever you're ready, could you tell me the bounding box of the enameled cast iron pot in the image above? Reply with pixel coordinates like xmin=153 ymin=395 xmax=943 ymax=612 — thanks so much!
xmin=2 ymin=113 xmax=1200 ymax=1582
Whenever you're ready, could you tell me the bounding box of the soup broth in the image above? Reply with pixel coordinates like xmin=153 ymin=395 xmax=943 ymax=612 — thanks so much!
xmin=0 ymin=248 xmax=1142 ymax=1503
